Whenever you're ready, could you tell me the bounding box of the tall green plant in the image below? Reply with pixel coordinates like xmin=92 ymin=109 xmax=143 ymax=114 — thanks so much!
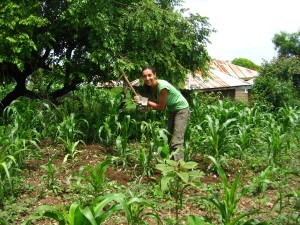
xmin=207 ymin=99 xmax=239 ymax=124
xmin=203 ymin=156 xmax=266 ymax=225
xmin=57 ymin=113 xmax=87 ymax=161
xmin=114 ymin=115 xmax=133 ymax=158
xmin=152 ymin=127 xmax=170 ymax=159
xmin=264 ymin=122 xmax=288 ymax=165
xmin=137 ymin=142 xmax=155 ymax=177
xmin=202 ymin=115 xmax=236 ymax=157
xmin=98 ymin=114 xmax=120 ymax=147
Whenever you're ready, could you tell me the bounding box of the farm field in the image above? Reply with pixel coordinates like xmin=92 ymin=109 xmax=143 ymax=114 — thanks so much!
xmin=0 ymin=86 xmax=299 ymax=225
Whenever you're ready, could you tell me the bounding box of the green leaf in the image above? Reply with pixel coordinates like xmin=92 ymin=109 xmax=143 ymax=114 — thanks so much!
xmin=228 ymin=210 xmax=261 ymax=225
xmin=80 ymin=207 xmax=97 ymax=225
xmin=161 ymin=176 xmax=173 ymax=192
xmin=176 ymin=171 xmax=189 ymax=183
xmin=165 ymin=159 xmax=178 ymax=167
xmin=0 ymin=162 xmax=12 ymax=189
xmin=208 ymin=156 xmax=228 ymax=188
xmin=155 ymin=163 xmax=175 ymax=174
xmin=187 ymin=215 xmax=211 ymax=225
xmin=180 ymin=161 xmax=198 ymax=170
xmin=66 ymin=203 xmax=89 ymax=225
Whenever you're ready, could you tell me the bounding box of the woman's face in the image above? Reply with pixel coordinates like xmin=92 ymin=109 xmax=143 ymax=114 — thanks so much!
xmin=142 ymin=69 xmax=157 ymax=87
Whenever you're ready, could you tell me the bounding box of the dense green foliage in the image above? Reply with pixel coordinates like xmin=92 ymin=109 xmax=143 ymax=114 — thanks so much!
xmin=0 ymin=0 xmax=213 ymax=109
xmin=272 ymin=30 xmax=300 ymax=58
xmin=1 ymin=6 xmax=300 ymax=224
xmin=231 ymin=58 xmax=260 ymax=70
xmin=0 ymin=86 xmax=299 ymax=224
xmin=252 ymin=56 xmax=300 ymax=109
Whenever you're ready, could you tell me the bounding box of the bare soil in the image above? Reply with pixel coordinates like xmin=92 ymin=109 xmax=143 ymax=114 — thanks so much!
xmin=5 ymin=143 xmax=299 ymax=225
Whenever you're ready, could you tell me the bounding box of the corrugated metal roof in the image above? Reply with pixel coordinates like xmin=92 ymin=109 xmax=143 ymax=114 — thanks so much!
xmin=210 ymin=59 xmax=258 ymax=81
xmin=184 ymin=69 xmax=252 ymax=90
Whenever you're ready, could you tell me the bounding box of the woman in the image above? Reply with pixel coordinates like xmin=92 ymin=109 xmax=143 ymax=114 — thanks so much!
xmin=134 ymin=66 xmax=190 ymax=161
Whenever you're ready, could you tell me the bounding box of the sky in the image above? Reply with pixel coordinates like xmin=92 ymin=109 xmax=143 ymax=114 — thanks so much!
xmin=179 ymin=0 xmax=300 ymax=65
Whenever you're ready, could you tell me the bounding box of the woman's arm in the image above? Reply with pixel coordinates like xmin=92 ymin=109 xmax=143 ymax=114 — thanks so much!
xmin=147 ymin=88 xmax=167 ymax=111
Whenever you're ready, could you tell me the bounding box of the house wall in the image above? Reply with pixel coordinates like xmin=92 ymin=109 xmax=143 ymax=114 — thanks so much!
xmin=235 ymin=88 xmax=249 ymax=103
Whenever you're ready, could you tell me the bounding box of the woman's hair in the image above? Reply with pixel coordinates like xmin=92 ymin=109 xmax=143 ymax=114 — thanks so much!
xmin=141 ymin=66 xmax=156 ymax=74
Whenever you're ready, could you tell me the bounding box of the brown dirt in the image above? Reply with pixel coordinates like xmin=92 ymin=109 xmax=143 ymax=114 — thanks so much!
xmin=5 ymin=143 xmax=299 ymax=225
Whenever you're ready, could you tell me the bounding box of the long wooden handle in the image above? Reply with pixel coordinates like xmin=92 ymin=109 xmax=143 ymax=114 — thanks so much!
xmin=121 ymin=70 xmax=138 ymax=96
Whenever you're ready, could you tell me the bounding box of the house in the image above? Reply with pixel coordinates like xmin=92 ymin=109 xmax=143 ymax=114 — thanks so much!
xmin=184 ymin=59 xmax=258 ymax=102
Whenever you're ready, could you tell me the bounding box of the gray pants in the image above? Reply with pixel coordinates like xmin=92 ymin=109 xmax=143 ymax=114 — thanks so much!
xmin=167 ymin=108 xmax=190 ymax=161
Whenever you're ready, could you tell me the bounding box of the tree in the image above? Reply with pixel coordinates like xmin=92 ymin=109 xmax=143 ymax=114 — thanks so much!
xmin=231 ymin=58 xmax=260 ymax=70
xmin=0 ymin=0 xmax=213 ymax=110
xmin=251 ymin=57 xmax=300 ymax=109
xmin=272 ymin=30 xmax=300 ymax=58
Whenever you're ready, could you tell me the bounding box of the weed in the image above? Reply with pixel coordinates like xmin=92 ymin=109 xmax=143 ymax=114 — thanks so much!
xmin=156 ymin=159 xmax=202 ymax=224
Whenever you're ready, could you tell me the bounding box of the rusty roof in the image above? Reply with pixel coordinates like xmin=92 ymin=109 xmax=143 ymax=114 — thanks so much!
xmin=184 ymin=68 xmax=252 ymax=90
xmin=210 ymin=59 xmax=258 ymax=81
xmin=184 ymin=59 xmax=258 ymax=90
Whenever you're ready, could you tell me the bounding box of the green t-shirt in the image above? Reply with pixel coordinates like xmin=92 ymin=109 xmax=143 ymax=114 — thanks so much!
xmin=156 ymin=79 xmax=189 ymax=112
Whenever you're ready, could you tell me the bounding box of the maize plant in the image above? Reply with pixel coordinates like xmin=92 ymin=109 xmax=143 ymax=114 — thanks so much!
xmin=264 ymin=122 xmax=288 ymax=165
xmin=22 ymin=192 xmax=161 ymax=225
xmin=203 ymin=156 xmax=266 ymax=225
xmin=202 ymin=115 xmax=236 ymax=157
xmin=57 ymin=113 xmax=86 ymax=156
xmin=77 ymin=157 xmax=111 ymax=195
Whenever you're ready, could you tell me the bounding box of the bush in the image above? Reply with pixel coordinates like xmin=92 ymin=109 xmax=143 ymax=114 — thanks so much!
xmin=251 ymin=57 xmax=300 ymax=109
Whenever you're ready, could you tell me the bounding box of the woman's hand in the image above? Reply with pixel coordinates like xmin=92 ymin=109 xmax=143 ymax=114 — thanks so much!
xmin=134 ymin=95 xmax=148 ymax=106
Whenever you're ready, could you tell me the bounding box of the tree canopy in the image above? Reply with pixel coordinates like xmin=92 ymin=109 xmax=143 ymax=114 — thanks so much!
xmin=0 ymin=0 xmax=213 ymax=110
xmin=272 ymin=30 xmax=300 ymax=58
xmin=252 ymin=56 xmax=300 ymax=109
xmin=231 ymin=58 xmax=260 ymax=70
xmin=251 ymin=30 xmax=300 ymax=110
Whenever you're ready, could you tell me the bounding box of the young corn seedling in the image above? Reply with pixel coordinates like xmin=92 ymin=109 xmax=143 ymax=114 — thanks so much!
xmin=0 ymin=148 xmax=17 ymax=201
xmin=40 ymin=157 xmax=62 ymax=194
xmin=77 ymin=157 xmax=111 ymax=195
xmin=202 ymin=115 xmax=236 ymax=157
xmin=91 ymin=192 xmax=162 ymax=225
xmin=137 ymin=142 xmax=155 ymax=177
xmin=114 ymin=115 xmax=132 ymax=159
xmin=62 ymin=140 xmax=85 ymax=163
xmin=57 ymin=113 xmax=85 ymax=148
xmin=203 ymin=156 xmax=266 ymax=225
xmin=22 ymin=192 xmax=161 ymax=225
xmin=140 ymin=121 xmax=150 ymax=143
xmin=21 ymin=203 xmax=97 ymax=225
xmin=155 ymin=159 xmax=202 ymax=224
xmin=57 ymin=113 xmax=86 ymax=162
xmin=253 ymin=166 xmax=276 ymax=197
xmin=152 ymin=127 xmax=170 ymax=159
xmin=98 ymin=115 xmax=119 ymax=147
xmin=265 ymin=123 xmax=288 ymax=165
